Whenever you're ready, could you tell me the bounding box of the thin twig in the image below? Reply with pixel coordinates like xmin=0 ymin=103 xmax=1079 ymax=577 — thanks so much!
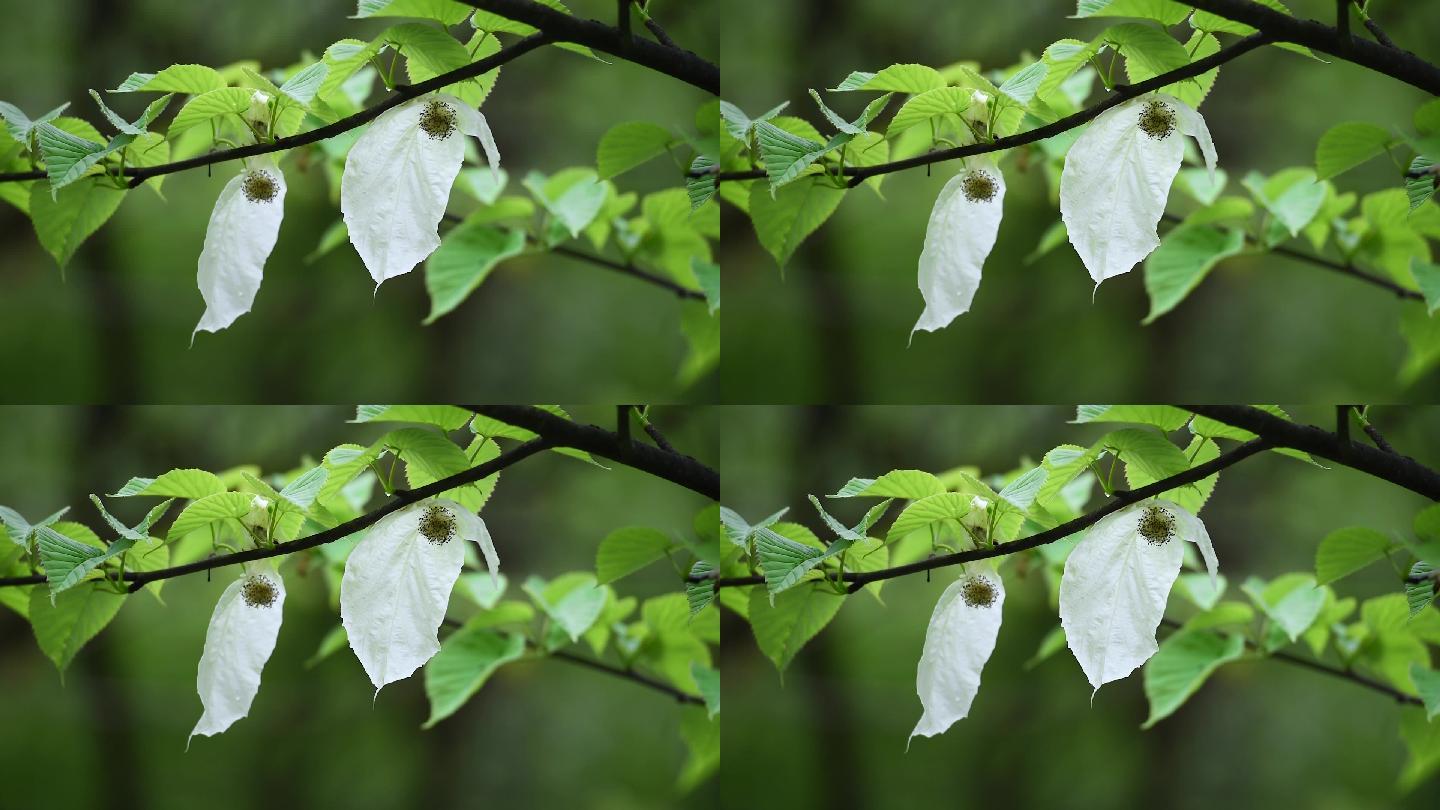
xmin=1362 ymin=422 xmax=1398 ymax=455
xmin=549 ymin=244 xmax=705 ymax=300
xmin=550 ymin=649 xmax=704 ymax=705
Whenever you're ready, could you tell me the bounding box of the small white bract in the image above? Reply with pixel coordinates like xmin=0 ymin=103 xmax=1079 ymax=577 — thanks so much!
xmin=1058 ymin=499 xmax=1217 ymax=693
xmin=340 ymin=93 xmax=500 ymax=287
xmin=190 ymin=562 xmax=285 ymax=747
xmin=911 ymin=563 xmax=1004 ymax=745
xmin=912 ymin=157 xmax=1006 ymax=339
xmin=340 ymin=497 xmax=499 ymax=693
xmin=193 ymin=156 xmax=287 ymax=338
xmin=1059 ymin=93 xmax=1216 ymax=287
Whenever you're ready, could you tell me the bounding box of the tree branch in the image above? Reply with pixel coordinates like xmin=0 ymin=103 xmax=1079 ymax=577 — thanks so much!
xmin=455 ymin=0 xmax=717 ymax=94
xmin=715 ymin=439 xmax=1271 ymax=590
xmin=1178 ymin=0 xmax=1440 ymax=94
xmin=0 ymin=437 xmax=553 ymax=590
xmin=0 ymin=35 xmax=552 ymax=186
xmin=464 ymin=405 xmax=719 ymax=499
xmin=549 ymin=244 xmax=706 ymax=300
xmin=715 ymin=34 xmax=1272 ymax=184
xmin=1159 ymin=618 xmax=1422 ymax=706
xmin=549 ymin=649 xmax=704 ymax=705
xmin=1183 ymin=405 xmax=1440 ymax=500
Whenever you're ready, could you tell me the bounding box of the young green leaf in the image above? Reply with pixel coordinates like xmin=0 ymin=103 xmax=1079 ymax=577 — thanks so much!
xmin=1142 ymin=628 xmax=1244 ymax=728
xmin=422 ymin=625 xmax=525 ymax=728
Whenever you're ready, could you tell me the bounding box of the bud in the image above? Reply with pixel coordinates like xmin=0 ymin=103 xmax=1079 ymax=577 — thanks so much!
xmin=244 ymin=90 xmax=272 ymax=136
xmin=1137 ymin=505 xmax=1176 ymax=546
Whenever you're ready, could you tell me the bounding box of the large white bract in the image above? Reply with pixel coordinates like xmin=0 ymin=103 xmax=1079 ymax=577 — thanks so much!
xmin=910 ymin=563 xmax=1005 ymax=744
xmin=1058 ymin=499 xmax=1217 ymax=692
xmin=190 ymin=562 xmax=286 ymax=746
xmin=1059 ymin=93 xmax=1216 ymax=287
xmin=341 ymin=93 xmax=500 ymax=287
xmin=340 ymin=497 xmax=499 ymax=693
xmin=193 ymin=155 xmax=287 ymax=337
xmin=913 ymin=157 xmax=1006 ymax=338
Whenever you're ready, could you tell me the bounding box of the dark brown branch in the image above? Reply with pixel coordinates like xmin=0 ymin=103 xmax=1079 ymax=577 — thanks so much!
xmin=455 ymin=0 xmax=717 ymax=94
xmin=550 ymin=649 xmax=704 ymax=705
xmin=1178 ymin=0 xmax=1440 ymax=94
xmin=1184 ymin=405 xmax=1440 ymax=500
xmin=1159 ymin=618 xmax=1421 ymax=706
xmin=715 ymin=439 xmax=1271 ymax=590
xmin=0 ymin=35 xmax=552 ymax=186
xmin=1361 ymin=16 xmax=1399 ymax=51
xmin=1362 ymin=422 xmax=1398 ymax=455
xmin=715 ymin=35 xmax=1272 ymax=184
xmin=465 ymin=405 xmax=719 ymax=500
xmin=1336 ymin=0 xmax=1351 ymax=43
xmin=644 ymin=18 xmax=679 ymax=51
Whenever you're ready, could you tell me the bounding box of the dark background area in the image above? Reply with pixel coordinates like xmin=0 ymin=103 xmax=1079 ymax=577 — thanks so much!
xmin=0 ymin=0 xmax=718 ymax=402
xmin=720 ymin=0 xmax=1440 ymax=403
xmin=720 ymin=405 xmax=1438 ymax=809
xmin=0 ymin=405 xmax=718 ymax=809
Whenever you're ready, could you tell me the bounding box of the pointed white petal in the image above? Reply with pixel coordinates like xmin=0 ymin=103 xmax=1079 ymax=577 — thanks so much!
xmin=1060 ymin=97 xmax=1186 ymax=286
xmin=1163 ymin=94 xmax=1217 ymax=183
xmin=341 ymin=97 xmax=466 ymax=286
xmin=190 ymin=564 xmax=285 ymax=745
xmin=441 ymin=93 xmax=500 ymax=182
xmin=1059 ymin=503 xmax=1184 ymax=691
xmin=194 ymin=157 xmax=286 ymax=336
xmin=910 ymin=564 xmax=1004 ymax=744
xmin=340 ymin=501 xmax=465 ymax=691
xmin=440 ymin=497 xmax=500 ymax=589
xmin=1168 ymin=499 xmax=1219 ymax=588
xmin=913 ymin=158 xmax=1005 ymax=337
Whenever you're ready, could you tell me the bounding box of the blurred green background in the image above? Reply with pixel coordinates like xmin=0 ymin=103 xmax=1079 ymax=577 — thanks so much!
xmin=0 ymin=405 xmax=718 ymax=809
xmin=720 ymin=0 xmax=1440 ymax=402
xmin=0 ymin=1 xmax=717 ymax=402
xmin=721 ymin=405 xmax=1438 ymax=809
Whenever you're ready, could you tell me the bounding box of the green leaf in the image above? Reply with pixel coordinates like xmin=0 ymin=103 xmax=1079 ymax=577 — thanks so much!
xmin=747 ymin=582 xmax=844 ymax=675
xmin=1243 ymin=168 xmax=1326 ymax=239
xmin=1175 ymin=572 xmax=1228 ymax=611
xmin=28 ymin=177 xmax=126 ymax=269
xmin=887 ymin=492 xmax=973 ymax=541
xmin=831 ymin=470 xmax=944 ymax=499
xmin=111 ymin=468 xmax=224 ymax=498
xmin=0 ymin=100 xmax=69 ymax=146
xmin=1314 ymin=526 xmax=1393 ymax=585
xmin=1101 ymin=428 xmax=1189 ymax=486
xmin=808 ymin=90 xmax=891 ymax=136
xmin=1039 ymin=39 xmax=1102 ymax=100
xmin=167 ymin=87 xmax=254 ymax=135
xmin=831 ymin=64 xmax=944 ymax=94
xmin=357 ymin=0 xmax=473 ymax=23
xmin=596 ymin=121 xmax=673 ymax=179
xmin=1410 ymin=258 xmax=1440 ymax=316
xmin=719 ymin=99 xmax=788 ymax=140
xmin=1399 ymin=708 xmax=1440 ymax=791
xmin=885 ymin=87 xmax=972 ymax=136
xmin=1143 ymin=224 xmax=1245 ymax=323
xmin=686 ymin=561 xmax=716 ymax=618
xmin=1103 ymin=23 xmax=1188 ymax=79
xmin=1315 ymin=122 xmax=1393 ymax=180
xmin=1074 ymin=405 xmax=1192 ymax=431
xmin=1243 ymin=574 xmax=1325 ymax=643
xmin=28 ymin=582 xmax=125 ymax=676
xmin=754 ymin=121 xmax=834 ymax=188
xmin=88 ymin=91 xmax=172 ymax=137
xmin=997 ymin=466 xmax=1048 ymax=510
xmin=112 ymin=64 xmax=225 ymax=94
xmin=1412 ymin=664 xmax=1440 ymax=722
xmin=279 ymin=61 xmax=329 ymax=105
xmin=422 ymin=222 xmax=526 ymax=323
xmin=1142 ymin=628 xmax=1244 ymax=728
xmin=747 ymin=176 xmax=844 ymax=268
xmin=998 ymin=61 xmax=1049 ymax=105
xmin=524 ymin=574 xmax=606 ymax=643
xmin=523 ymin=169 xmax=607 ymax=239
xmin=1408 ymin=562 xmax=1436 ymax=620
xmin=754 ymin=527 xmax=827 ymax=596
xmin=35 ymin=123 xmax=111 ymax=192
xmin=1408 ymin=156 xmax=1437 ymax=212
xmin=422 ymin=626 xmax=525 ymax=728
xmin=89 ymin=495 xmax=171 ymax=542
xmin=692 ymin=662 xmax=720 ymax=718
xmin=35 ymin=525 xmax=111 ymax=595
xmin=279 ymin=467 xmax=328 ymax=509
xmin=167 ymin=492 xmax=256 ymax=539
xmin=1076 ymin=0 xmax=1190 ymax=25
xmin=595 ymin=527 xmax=673 ymax=584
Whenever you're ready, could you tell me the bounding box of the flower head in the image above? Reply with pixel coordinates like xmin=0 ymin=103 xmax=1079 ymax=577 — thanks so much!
xmin=960 ymin=574 xmax=997 ymax=608
xmin=418 ymin=504 xmax=457 ymax=545
xmin=1137 ymin=505 xmax=1176 ymax=545
xmin=240 ymin=573 xmax=278 ymax=608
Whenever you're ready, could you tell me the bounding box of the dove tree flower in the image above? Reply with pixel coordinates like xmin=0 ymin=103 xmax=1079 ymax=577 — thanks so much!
xmin=340 ymin=498 xmax=499 ymax=693
xmin=913 ymin=157 xmax=1007 ymax=339
xmin=911 ymin=562 xmax=1005 ymax=744
xmin=340 ymin=93 xmax=500 ymax=287
xmin=1058 ymin=500 xmax=1217 ymax=693
xmin=1059 ymin=93 xmax=1217 ymax=288
xmin=193 ymin=156 xmax=287 ymax=338
xmin=190 ymin=562 xmax=286 ymax=746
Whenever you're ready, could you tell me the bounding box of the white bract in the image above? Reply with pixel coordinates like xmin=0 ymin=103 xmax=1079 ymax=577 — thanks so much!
xmin=913 ymin=157 xmax=1006 ymax=339
xmin=1058 ymin=500 xmax=1216 ymax=692
xmin=340 ymin=498 xmax=498 ymax=693
xmin=910 ymin=563 xmax=1004 ymax=745
xmin=341 ymin=93 xmax=500 ymax=287
xmin=1059 ymin=93 xmax=1216 ymax=287
xmin=193 ymin=156 xmax=287 ymax=338
xmin=190 ymin=562 xmax=286 ymax=747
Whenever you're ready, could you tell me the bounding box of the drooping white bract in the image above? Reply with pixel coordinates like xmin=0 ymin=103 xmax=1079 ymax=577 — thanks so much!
xmin=910 ymin=562 xmax=1005 ymax=745
xmin=1059 ymin=93 xmax=1216 ymax=287
xmin=193 ymin=155 xmax=287 ymax=338
xmin=912 ymin=157 xmax=1006 ymax=339
xmin=340 ymin=497 xmax=498 ymax=693
xmin=190 ymin=562 xmax=286 ymax=747
xmin=1058 ymin=499 xmax=1216 ymax=692
xmin=340 ymin=93 xmax=500 ymax=287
